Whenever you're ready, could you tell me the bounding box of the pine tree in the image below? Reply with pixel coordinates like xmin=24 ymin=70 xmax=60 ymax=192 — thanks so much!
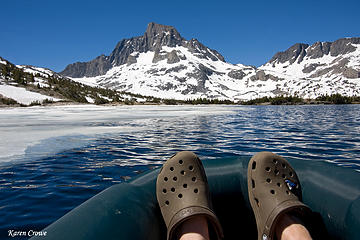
xmin=13 ymin=69 xmax=21 ymax=83
xmin=1 ymin=64 xmax=8 ymax=78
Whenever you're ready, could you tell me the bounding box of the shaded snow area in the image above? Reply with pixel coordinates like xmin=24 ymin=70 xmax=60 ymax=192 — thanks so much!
xmin=0 ymin=105 xmax=237 ymax=163
xmin=0 ymin=84 xmax=61 ymax=105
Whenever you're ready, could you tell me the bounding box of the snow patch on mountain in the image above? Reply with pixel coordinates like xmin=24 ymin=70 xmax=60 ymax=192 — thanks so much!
xmin=0 ymin=83 xmax=61 ymax=105
xmin=17 ymin=65 xmax=55 ymax=78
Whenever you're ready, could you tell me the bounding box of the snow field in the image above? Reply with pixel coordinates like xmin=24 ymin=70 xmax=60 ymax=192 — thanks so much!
xmin=0 ymin=84 xmax=62 ymax=105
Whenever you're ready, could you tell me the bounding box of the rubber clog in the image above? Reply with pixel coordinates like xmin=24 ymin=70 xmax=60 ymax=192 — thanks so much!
xmin=248 ymin=152 xmax=311 ymax=240
xmin=156 ymin=151 xmax=223 ymax=240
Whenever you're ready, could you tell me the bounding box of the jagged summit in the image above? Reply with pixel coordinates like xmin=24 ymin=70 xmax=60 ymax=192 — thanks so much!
xmin=61 ymin=22 xmax=224 ymax=78
xmin=268 ymin=43 xmax=309 ymax=65
xmin=267 ymin=37 xmax=360 ymax=65
xmin=145 ymin=22 xmax=182 ymax=41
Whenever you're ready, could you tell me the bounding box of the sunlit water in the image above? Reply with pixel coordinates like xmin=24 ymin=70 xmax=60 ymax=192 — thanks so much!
xmin=0 ymin=104 xmax=359 ymax=239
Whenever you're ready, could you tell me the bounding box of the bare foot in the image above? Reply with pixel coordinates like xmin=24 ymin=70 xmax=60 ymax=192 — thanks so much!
xmin=276 ymin=213 xmax=312 ymax=240
xmin=179 ymin=215 xmax=210 ymax=240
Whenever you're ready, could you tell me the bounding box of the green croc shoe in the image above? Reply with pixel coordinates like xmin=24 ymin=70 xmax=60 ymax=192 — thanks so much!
xmin=156 ymin=151 xmax=223 ymax=240
xmin=248 ymin=152 xmax=311 ymax=240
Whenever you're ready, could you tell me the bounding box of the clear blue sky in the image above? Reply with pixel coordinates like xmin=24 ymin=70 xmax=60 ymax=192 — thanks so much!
xmin=1 ymin=0 xmax=359 ymax=72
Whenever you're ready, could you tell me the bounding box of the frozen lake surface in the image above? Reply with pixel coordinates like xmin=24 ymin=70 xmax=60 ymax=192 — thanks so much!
xmin=0 ymin=105 xmax=235 ymax=164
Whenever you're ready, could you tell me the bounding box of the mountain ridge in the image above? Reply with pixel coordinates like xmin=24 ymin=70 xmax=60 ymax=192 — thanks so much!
xmin=61 ymin=22 xmax=224 ymax=78
xmin=60 ymin=23 xmax=359 ymax=100
xmin=267 ymin=38 xmax=360 ymax=65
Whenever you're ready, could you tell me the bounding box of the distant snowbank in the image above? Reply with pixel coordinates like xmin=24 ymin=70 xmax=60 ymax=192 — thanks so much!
xmin=0 ymin=84 xmax=61 ymax=105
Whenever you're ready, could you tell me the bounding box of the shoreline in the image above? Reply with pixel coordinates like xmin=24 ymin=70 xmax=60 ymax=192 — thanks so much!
xmin=1 ymin=100 xmax=360 ymax=109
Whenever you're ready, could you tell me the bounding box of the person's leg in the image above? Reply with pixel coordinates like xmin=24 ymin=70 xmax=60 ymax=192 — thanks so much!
xmin=276 ymin=213 xmax=312 ymax=240
xmin=179 ymin=216 xmax=210 ymax=240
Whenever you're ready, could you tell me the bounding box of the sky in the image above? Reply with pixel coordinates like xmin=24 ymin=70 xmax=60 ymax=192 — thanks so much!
xmin=1 ymin=0 xmax=359 ymax=72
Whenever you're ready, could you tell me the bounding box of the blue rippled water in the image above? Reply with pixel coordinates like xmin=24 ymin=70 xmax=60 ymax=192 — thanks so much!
xmin=0 ymin=104 xmax=359 ymax=239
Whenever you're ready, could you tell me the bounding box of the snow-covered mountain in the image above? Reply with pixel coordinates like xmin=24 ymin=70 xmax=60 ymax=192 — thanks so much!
xmin=0 ymin=57 xmax=161 ymax=106
xmin=259 ymin=38 xmax=360 ymax=98
xmin=61 ymin=22 xmax=260 ymax=100
xmin=60 ymin=23 xmax=360 ymax=101
xmin=0 ymin=58 xmax=63 ymax=105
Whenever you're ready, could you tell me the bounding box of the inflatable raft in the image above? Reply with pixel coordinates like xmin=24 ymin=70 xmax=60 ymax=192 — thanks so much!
xmin=32 ymin=156 xmax=360 ymax=240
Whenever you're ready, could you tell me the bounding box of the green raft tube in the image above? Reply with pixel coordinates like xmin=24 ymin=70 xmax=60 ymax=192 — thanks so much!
xmin=32 ymin=156 xmax=360 ymax=240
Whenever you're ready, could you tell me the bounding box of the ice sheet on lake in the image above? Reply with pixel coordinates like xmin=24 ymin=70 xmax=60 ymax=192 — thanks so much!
xmin=0 ymin=105 xmax=237 ymax=163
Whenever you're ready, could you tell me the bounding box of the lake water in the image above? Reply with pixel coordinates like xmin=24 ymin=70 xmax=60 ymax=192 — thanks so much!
xmin=0 ymin=104 xmax=359 ymax=239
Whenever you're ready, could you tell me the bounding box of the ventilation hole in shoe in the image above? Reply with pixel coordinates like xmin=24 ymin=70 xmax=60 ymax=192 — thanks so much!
xmin=189 ymin=166 xmax=194 ymax=171
xmin=163 ymin=189 xmax=167 ymax=193
xmin=266 ymin=178 xmax=271 ymax=183
xmin=171 ymin=187 xmax=175 ymax=192
xmin=164 ymin=177 xmax=168 ymax=181
xmin=289 ymin=172 xmax=293 ymax=177
xmin=252 ymin=179 xmax=255 ymax=188
xmin=179 ymin=160 xmax=183 ymax=164
xmin=183 ymin=184 xmax=187 ymax=188
xmin=180 ymin=170 xmax=185 ymax=175
xmin=274 ymin=169 xmax=279 ymax=175
xmin=282 ymin=174 xmax=286 ymax=179
xmin=173 ymin=177 xmax=177 ymax=181
xmin=165 ymin=200 xmax=169 ymax=205
xmin=178 ymin=194 xmax=183 ymax=198
xmin=170 ymin=167 xmax=174 ymax=171
xmin=192 ymin=177 xmax=196 ymax=182
xmin=282 ymin=163 xmax=286 ymax=168
xmin=273 ymin=159 xmax=278 ymax=164
xmin=277 ymin=183 xmax=281 ymax=187
xmin=252 ymin=161 xmax=256 ymax=170
xmin=265 ymin=167 xmax=271 ymax=172
xmin=270 ymin=189 xmax=275 ymax=194
xmin=194 ymin=188 xmax=198 ymax=193
xmin=255 ymin=198 xmax=260 ymax=207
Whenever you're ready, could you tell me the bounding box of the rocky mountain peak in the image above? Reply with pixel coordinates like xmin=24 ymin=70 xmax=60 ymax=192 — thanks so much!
xmin=60 ymin=22 xmax=225 ymax=78
xmin=269 ymin=43 xmax=309 ymax=65
xmin=267 ymin=37 xmax=360 ymax=66
xmin=145 ymin=22 xmax=182 ymax=40
xmin=144 ymin=22 xmax=184 ymax=51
